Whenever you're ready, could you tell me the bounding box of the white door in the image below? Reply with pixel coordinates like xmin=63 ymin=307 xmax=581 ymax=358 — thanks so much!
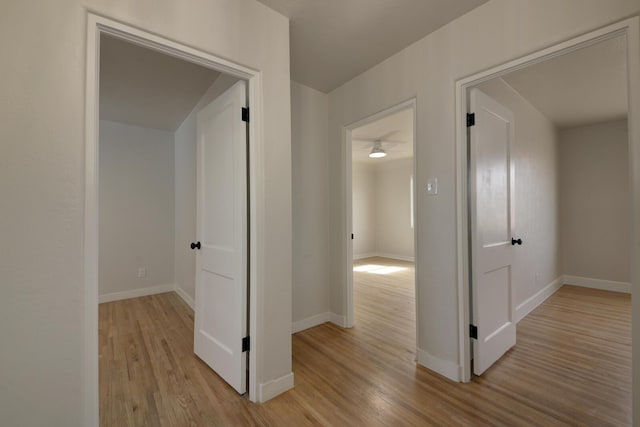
xmin=194 ymin=80 xmax=248 ymax=394
xmin=469 ymin=88 xmax=516 ymax=375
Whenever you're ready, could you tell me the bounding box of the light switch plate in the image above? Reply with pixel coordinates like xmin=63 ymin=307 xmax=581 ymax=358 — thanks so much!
xmin=427 ymin=178 xmax=438 ymax=195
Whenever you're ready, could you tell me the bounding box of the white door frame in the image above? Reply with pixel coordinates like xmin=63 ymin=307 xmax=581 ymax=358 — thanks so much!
xmin=455 ymin=17 xmax=640 ymax=385
xmin=84 ymin=12 xmax=264 ymax=424
xmin=344 ymin=98 xmax=418 ymax=331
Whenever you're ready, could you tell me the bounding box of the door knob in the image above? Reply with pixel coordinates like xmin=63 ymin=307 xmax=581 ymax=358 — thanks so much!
xmin=511 ymin=238 xmax=522 ymax=246
xmin=190 ymin=241 xmax=201 ymax=250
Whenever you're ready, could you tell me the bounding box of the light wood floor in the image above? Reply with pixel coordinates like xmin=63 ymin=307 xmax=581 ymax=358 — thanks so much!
xmin=100 ymin=257 xmax=631 ymax=426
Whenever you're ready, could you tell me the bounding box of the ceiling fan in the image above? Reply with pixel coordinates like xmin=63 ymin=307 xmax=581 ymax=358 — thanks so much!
xmin=352 ymin=130 xmax=408 ymax=159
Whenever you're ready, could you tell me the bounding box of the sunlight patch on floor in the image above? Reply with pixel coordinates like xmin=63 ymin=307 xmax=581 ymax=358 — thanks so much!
xmin=353 ymin=264 xmax=408 ymax=275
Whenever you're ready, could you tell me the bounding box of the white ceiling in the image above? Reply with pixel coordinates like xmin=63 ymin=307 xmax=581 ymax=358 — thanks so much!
xmin=257 ymin=0 xmax=489 ymax=93
xmin=352 ymin=108 xmax=413 ymax=163
xmin=100 ymin=35 xmax=221 ymax=131
xmin=501 ymin=36 xmax=627 ymax=129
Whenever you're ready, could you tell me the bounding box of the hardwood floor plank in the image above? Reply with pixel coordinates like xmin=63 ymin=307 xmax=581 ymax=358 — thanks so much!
xmin=100 ymin=259 xmax=630 ymax=426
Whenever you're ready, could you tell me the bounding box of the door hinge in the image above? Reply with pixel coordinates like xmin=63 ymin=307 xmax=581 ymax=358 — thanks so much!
xmin=469 ymin=324 xmax=478 ymax=340
xmin=466 ymin=113 xmax=475 ymax=127
xmin=242 ymin=107 xmax=250 ymax=123
xmin=242 ymin=336 xmax=250 ymax=352
xmin=351 ymin=233 xmax=354 ymax=240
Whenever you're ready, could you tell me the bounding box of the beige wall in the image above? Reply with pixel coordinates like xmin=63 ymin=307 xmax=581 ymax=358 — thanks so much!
xmin=560 ymin=119 xmax=630 ymax=283
xmin=99 ymin=120 xmax=175 ymax=297
xmin=291 ymin=82 xmax=330 ymax=324
xmin=352 ymin=162 xmax=377 ymax=257
xmin=375 ymin=158 xmax=415 ymax=260
xmin=0 ymin=0 xmax=291 ymax=424
xmin=326 ymin=0 xmax=639 ymax=379
xmin=476 ymin=79 xmax=561 ymax=311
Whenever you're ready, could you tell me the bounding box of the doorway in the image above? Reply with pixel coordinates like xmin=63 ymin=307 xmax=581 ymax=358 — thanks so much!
xmin=456 ymin=17 xmax=639 ymax=392
xmin=85 ymin=14 xmax=264 ymax=420
xmin=345 ymin=100 xmax=417 ymax=351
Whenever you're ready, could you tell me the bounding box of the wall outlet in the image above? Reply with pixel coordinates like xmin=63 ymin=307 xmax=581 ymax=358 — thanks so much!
xmin=137 ymin=267 xmax=147 ymax=278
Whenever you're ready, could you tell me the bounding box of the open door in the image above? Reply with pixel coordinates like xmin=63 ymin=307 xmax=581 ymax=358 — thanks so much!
xmin=469 ymin=88 xmax=516 ymax=375
xmin=194 ymin=80 xmax=248 ymax=394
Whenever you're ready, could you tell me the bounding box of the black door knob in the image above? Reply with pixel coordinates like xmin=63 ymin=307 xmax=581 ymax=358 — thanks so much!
xmin=511 ymin=238 xmax=522 ymax=246
xmin=190 ymin=241 xmax=201 ymax=250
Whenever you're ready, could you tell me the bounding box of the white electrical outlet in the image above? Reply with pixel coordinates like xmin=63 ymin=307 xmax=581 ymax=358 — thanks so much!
xmin=137 ymin=267 xmax=147 ymax=278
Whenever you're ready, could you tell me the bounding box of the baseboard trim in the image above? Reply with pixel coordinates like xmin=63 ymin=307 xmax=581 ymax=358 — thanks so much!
xmin=353 ymin=252 xmax=415 ymax=262
xmin=258 ymin=372 xmax=294 ymax=402
xmin=99 ymin=283 xmax=175 ymax=304
xmin=174 ymin=284 xmax=195 ymax=310
xmin=515 ymin=276 xmax=564 ymax=323
xmin=416 ymin=348 xmax=460 ymax=382
xmin=353 ymin=252 xmax=377 ymax=260
xmin=292 ymin=312 xmax=330 ymax=334
xmin=329 ymin=312 xmax=347 ymax=328
xmin=375 ymin=253 xmax=415 ymax=262
xmin=563 ymin=275 xmax=631 ymax=294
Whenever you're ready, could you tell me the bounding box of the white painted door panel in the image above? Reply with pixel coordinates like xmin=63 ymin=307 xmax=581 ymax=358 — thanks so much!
xmin=194 ymin=80 xmax=247 ymax=394
xmin=469 ymin=88 xmax=516 ymax=375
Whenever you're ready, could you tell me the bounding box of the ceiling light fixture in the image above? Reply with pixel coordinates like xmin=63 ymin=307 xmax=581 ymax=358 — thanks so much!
xmin=368 ymin=140 xmax=387 ymax=158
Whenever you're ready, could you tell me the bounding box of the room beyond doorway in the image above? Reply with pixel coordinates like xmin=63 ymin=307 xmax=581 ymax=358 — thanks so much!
xmin=346 ymin=100 xmax=417 ymax=355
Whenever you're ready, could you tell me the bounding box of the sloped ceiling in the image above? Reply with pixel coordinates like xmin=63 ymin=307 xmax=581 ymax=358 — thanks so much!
xmin=100 ymin=35 xmax=221 ymax=131
xmin=502 ymin=36 xmax=627 ymax=129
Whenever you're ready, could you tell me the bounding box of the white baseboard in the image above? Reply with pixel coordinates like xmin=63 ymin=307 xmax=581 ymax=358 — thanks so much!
xmin=563 ymin=275 xmax=631 ymax=294
xmin=258 ymin=372 xmax=294 ymax=402
xmin=353 ymin=252 xmax=377 ymax=260
xmin=292 ymin=312 xmax=330 ymax=334
xmin=375 ymin=253 xmax=415 ymax=262
xmin=174 ymin=284 xmax=195 ymax=310
xmin=515 ymin=276 xmax=564 ymax=323
xmin=353 ymin=252 xmax=415 ymax=262
xmin=329 ymin=312 xmax=347 ymax=328
xmin=99 ymin=283 xmax=175 ymax=304
xmin=416 ymin=348 xmax=461 ymax=382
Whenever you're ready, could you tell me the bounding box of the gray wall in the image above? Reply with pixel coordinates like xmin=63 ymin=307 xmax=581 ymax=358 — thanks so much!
xmin=560 ymin=119 xmax=630 ymax=283
xmin=99 ymin=120 xmax=175 ymax=297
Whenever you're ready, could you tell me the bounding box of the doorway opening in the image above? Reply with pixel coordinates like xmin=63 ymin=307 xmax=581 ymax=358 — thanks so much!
xmin=456 ymin=17 xmax=638 ymax=423
xmin=345 ymin=100 xmax=417 ymax=358
xmin=85 ymin=13 xmax=263 ymax=423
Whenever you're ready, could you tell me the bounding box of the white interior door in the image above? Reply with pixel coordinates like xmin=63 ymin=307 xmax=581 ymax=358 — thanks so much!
xmin=469 ymin=88 xmax=516 ymax=375
xmin=194 ymin=80 xmax=248 ymax=394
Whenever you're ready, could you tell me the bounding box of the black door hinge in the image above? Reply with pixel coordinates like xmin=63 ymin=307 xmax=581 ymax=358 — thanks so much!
xmin=469 ymin=324 xmax=478 ymax=340
xmin=242 ymin=336 xmax=250 ymax=352
xmin=466 ymin=113 xmax=475 ymax=127
xmin=242 ymin=107 xmax=250 ymax=123
xmin=351 ymin=233 xmax=354 ymax=240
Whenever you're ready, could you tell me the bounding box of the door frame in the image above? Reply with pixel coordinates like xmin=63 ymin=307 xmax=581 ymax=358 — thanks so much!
xmin=84 ymin=12 xmax=263 ymax=423
xmin=454 ymin=17 xmax=640 ymax=384
xmin=343 ymin=98 xmax=418 ymax=330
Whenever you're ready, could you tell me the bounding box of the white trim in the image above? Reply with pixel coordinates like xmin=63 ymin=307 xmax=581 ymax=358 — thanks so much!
xmin=455 ymin=17 xmax=640 ymax=384
xmin=374 ymin=253 xmax=414 ymax=262
xmin=292 ymin=313 xmax=330 ymax=333
xmin=515 ymin=277 xmax=564 ymax=323
xmin=329 ymin=312 xmax=347 ymax=328
xmin=563 ymin=275 xmax=631 ymax=294
xmin=353 ymin=252 xmax=415 ymax=262
xmin=258 ymin=372 xmax=294 ymax=403
xmin=344 ymin=98 xmax=418 ymax=330
xmin=98 ymin=284 xmax=175 ymax=303
xmin=85 ymin=13 xmax=264 ymax=417
xmin=416 ymin=348 xmax=461 ymax=382
xmin=353 ymin=252 xmax=377 ymax=260
xmin=174 ymin=284 xmax=195 ymax=310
